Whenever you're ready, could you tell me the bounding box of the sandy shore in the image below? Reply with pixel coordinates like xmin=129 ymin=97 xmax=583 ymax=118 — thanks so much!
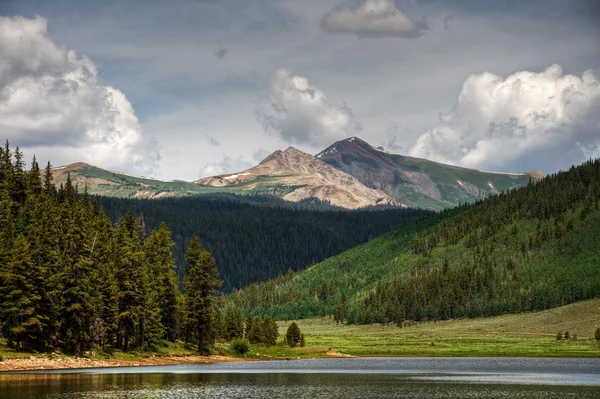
xmin=0 ymin=354 xmax=247 ymax=372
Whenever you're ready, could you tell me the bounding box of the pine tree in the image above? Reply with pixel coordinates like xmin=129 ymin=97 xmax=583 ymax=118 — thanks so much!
xmin=223 ymin=306 xmax=244 ymax=340
xmin=114 ymin=212 xmax=146 ymax=351
xmin=144 ymin=223 xmax=179 ymax=342
xmin=184 ymin=235 xmax=222 ymax=353
xmin=59 ymin=200 xmax=95 ymax=355
xmin=285 ymin=322 xmax=301 ymax=347
xmin=263 ymin=316 xmax=278 ymax=347
xmin=247 ymin=316 xmax=264 ymax=344
xmin=0 ymin=234 xmax=42 ymax=350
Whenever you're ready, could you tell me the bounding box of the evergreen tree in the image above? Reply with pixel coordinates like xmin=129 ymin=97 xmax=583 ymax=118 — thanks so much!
xmin=223 ymin=306 xmax=244 ymax=340
xmin=0 ymin=235 xmax=42 ymax=350
xmin=285 ymin=322 xmax=301 ymax=347
xmin=184 ymin=235 xmax=222 ymax=353
xmin=263 ymin=316 xmax=278 ymax=347
xmin=247 ymin=316 xmax=264 ymax=344
xmin=144 ymin=223 xmax=180 ymax=342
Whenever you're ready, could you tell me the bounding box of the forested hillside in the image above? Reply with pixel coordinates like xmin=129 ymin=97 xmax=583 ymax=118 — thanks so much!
xmin=94 ymin=195 xmax=427 ymax=290
xmin=231 ymin=159 xmax=600 ymax=324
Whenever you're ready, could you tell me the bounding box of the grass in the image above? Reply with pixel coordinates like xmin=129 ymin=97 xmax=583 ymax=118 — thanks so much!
xmin=277 ymin=299 xmax=600 ymax=358
xmin=3 ymin=300 xmax=599 ymax=364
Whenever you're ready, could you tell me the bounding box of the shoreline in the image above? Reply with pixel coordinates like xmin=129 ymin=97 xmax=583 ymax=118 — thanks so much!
xmin=2 ymin=351 xmax=599 ymax=373
xmin=0 ymin=354 xmax=251 ymax=373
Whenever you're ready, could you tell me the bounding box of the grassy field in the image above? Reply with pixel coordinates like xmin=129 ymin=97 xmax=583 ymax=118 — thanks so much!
xmin=2 ymin=300 xmax=599 ymax=365
xmin=277 ymin=299 xmax=600 ymax=358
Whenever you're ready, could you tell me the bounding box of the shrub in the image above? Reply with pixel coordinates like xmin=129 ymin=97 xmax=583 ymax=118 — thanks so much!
xmin=300 ymin=333 xmax=306 ymax=348
xmin=231 ymin=339 xmax=250 ymax=355
xmin=286 ymin=323 xmax=301 ymax=347
xmin=595 ymin=328 xmax=600 ymax=342
xmin=565 ymin=331 xmax=570 ymax=340
xmin=556 ymin=332 xmax=562 ymax=340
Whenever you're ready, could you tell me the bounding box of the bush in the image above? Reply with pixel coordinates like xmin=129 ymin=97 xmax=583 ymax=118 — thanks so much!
xmin=300 ymin=333 xmax=306 ymax=348
xmin=556 ymin=332 xmax=562 ymax=340
xmin=286 ymin=323 xmax=301 ymax=347
xmin=231 ymin=339 xmax=250 ymax=355
xmin=595 ymin=328 xmax=600 ymax=342
xmin=564 ymin=331 xmax=570 ymax=340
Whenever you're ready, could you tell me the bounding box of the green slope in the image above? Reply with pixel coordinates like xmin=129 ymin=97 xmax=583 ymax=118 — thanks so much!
xmin=231 ymin=159 xmax=600 ymax=323
xmin=52 ymin=163 xmax=298 ymax=199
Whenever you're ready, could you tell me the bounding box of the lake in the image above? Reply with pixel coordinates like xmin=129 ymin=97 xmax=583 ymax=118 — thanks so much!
xmin=1 ymin=357 xmax=599 ymax=398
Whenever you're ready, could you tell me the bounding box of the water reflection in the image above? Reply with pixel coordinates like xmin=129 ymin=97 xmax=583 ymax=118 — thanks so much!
xmin=1 ymin=358 xmax=600 ymax=399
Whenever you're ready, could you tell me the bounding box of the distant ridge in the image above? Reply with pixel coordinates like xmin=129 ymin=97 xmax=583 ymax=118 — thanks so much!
xmin=51 ymin=137 xmax=539 ymax=210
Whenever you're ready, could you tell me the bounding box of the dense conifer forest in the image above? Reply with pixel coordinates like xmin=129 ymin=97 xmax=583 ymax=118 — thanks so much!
xmin=94 ymin=195 xmax=427 ymax=290
xmin=0 ymin=143 xmax=222 ymax=354
xmin=231 ymin=159 xmax=600 ymax=324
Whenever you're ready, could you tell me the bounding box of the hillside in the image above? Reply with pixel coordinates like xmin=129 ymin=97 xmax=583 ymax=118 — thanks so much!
xmin=230 ymin=159 xmax=600 ymax=323
xmin=94 ymin=194 xmax=426 ymax=291
xmin=317 ymin=137 xmax=540 ymax=210
xmin=51 ymin=162 xmax=223 ymax=199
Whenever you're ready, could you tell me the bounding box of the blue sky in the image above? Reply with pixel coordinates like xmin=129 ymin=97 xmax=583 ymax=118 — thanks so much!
xmin=1 ymin=0 xmax=599 ymax=180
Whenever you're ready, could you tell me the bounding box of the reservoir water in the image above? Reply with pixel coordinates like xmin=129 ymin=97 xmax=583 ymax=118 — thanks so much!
xmin=1 ymin=357 xmax=599 ymax=398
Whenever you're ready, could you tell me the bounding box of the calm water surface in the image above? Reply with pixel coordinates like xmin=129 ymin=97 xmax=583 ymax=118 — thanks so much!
xmin=1 ymin=357 xmax=599 ymax=398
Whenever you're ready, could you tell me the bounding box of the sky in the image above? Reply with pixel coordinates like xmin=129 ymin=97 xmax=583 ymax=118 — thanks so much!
xmin=1 ymin=0 xmax=599 ymax=180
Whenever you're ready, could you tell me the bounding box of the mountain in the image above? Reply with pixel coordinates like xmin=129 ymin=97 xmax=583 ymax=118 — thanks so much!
xmin=230 ymin=158 xmax=600 ymax=323
xmin=196 ymin=147 xmax=396 ymax=209
xmin=52 ymin=137 xmax=540 ymax=210
xmin=50 ymin=162 xmax=223 ymax=198
xmin=317 ymin=137 xmax=541 ymax=210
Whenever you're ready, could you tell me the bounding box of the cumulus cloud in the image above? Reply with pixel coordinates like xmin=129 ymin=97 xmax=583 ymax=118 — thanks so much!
xmin=256 ymin=68 xmax=361 ymax=147
xmin=200 ymin=155 xmax=252 ymax=178
xmin=204 ymin=134 xmax=221 ymax=146
xmin=320 ymin=0 xmax=428 ymax=39
xmin=0 ymin=15 xmax=159 ymax=173
xmin=409 ymin=64 xmax=600 ymax=173
xmin=253 ymin=148 xmax=271 ymax=162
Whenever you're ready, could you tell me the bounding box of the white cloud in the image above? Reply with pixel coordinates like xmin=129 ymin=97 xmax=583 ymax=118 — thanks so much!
xmin=200 ymin=155 xmax=253 ymax=178
xmin=409 ymin=65 xmax=600 ymax=173
xmin=0 ymin=15 xmax=159 ymax=173
xmin=320 ymin=0 xmax=428 ymax=39
xmin=257 ymin=68 xmax=361 ymax=148
xmin=253 ymin=148 xmax=271 ymax=162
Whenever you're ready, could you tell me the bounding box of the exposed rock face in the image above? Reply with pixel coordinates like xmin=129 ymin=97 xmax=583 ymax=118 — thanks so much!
xmin=316 ymin=137 xmax=534 ymax=210
xmin=197 ymin=147 xmax=397 ymax=209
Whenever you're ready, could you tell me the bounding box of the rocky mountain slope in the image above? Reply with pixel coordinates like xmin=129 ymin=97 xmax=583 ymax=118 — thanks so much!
xmin=196 ymin=147 xmax=396 ymax=209
xmin=317 ymin=137 xmax=541 ymax=210
xmin=51 ymin=137 xmax=541 ymax=210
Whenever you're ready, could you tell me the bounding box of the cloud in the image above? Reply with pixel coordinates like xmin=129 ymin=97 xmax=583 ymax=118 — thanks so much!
xmin=409 ymin=64 xmax=600 ymax=173
xmin=383 ymin=123 xmax=406 ymax=154
xmin=256 ymin=68 xmax=362 ymax=147
xmin=253 ymin=148 xmax=270 ymax=162
xmin=320 ymin=0 xmax=428 ymax=39
xmin=0 ymin=15 xmax=159 ymax=173
xmin=200 ymin=155 xmax=252 ymax=178
xmin=204 ymin=134 xmax=221 ymax=146
xmin=215 ymin=48 xmax=228 ymax=60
